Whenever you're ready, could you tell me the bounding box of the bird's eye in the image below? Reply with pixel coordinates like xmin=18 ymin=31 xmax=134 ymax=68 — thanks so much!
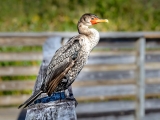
xmin=91 ymin=18 xmax=94 ymax=20
xmin=84 ymin=17 xmax=87 ymax=21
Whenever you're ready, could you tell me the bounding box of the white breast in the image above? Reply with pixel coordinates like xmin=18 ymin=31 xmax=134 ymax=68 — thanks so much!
xmin=88 ymin=28 xmax=100 ymax=50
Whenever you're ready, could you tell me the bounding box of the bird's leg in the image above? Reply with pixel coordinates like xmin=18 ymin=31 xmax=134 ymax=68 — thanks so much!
xmin=64 ymin=91 xmax=71 ymax=106
xmin=59 ymin=91 xmax=62 ymax=102
xmin=61 ymin=76 xmax=71 ymax=106
xmin=63 ymin=74 xmax=74 ymax=98
xmin=66 ymin=85 xmax=78 ymax=107
xmin=68 ymin=85 xmax=74 ymax=98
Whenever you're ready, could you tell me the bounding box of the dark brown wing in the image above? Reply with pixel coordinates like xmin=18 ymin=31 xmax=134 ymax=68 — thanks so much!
xmin=47 ymin=58 xmax=76 ymax=95
xmin=43 ymin=38 xmax=81 ymax=96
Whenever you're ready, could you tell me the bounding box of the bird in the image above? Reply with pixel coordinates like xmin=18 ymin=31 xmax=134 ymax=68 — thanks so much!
xmin=18 ymin=13 xmax=108 ymax=109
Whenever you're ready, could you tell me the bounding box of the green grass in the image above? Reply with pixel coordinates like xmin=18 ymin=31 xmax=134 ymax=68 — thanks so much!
xmin=0 ymin=104 xmax=20 ymax=108
xmin=0 ymin=61 xmax=41 ymax=67
xmin=0 ymin=75 xmax=37 ymax=81
xmin=0 ymin=90 xmax=32 ymax=96
xmin=0 ymin=0 xmax=159 ymax=32
xmin=0 ymin=46 xmax=42 ymax=52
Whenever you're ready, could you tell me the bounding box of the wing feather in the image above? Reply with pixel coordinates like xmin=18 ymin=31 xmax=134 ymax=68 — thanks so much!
xmin=42 ymin=37 xmax=82 ymax=95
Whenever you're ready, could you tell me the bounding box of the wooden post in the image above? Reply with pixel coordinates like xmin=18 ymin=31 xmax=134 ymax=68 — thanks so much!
xmin=25 ymin=37 xmax=77 ymax=120
xmin=135 ymin=37 xmax=146 ymax=120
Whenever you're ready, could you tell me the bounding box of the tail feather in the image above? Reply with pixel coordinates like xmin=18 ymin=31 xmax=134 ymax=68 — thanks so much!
xmin=18 ymin=90 xmax=43 ymax=109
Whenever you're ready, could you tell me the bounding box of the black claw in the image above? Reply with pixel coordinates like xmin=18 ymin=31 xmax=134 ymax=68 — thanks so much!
xmin=66 ymin=97 xmax=78 ymax=107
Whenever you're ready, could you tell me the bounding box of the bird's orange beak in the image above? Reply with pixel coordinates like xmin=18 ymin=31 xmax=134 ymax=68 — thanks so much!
xmin=90 ymin=18 xmax=109 ymax=25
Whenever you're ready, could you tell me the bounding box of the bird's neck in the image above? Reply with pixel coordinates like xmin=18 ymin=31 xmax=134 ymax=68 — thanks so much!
xmin=78 ymin=23 xmax=100 ymax=49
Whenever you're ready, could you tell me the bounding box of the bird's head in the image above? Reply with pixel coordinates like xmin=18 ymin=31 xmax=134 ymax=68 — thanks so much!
xmin=79 ymin=13 xmax=109 ymax=26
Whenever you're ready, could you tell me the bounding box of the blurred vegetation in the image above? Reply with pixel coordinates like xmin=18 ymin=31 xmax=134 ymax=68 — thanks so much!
xmin=0 ymin=90 xmax=32 ymax=96
xmin=0 ymin=46 xmax=42 ymax=52
xmin=0 ymin=45 xmax=42 ymax=96
xmin=0 ymin=61 xmax=40 ymax=67
xmin=0 ymin=0 xmax=160 ymax=32
xmin=1 ymin=75 xmax=37 ymax=81
xmin=0 ymin=45 xmax=42 ymax=85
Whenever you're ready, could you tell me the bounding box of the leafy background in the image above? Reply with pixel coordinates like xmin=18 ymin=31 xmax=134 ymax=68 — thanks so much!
xmin=0 ymin=0 xmax=160 ymax=32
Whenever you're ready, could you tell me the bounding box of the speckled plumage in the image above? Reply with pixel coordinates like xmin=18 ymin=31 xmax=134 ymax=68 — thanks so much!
xmin=43 ymin=31 xmax=99 ymax=95
xmin=18 ymin=13 xmax=108 ymax=109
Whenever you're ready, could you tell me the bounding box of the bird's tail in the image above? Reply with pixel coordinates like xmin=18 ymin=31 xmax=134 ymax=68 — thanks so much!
xmin=18 ymin=90 xmax=43 ymax=109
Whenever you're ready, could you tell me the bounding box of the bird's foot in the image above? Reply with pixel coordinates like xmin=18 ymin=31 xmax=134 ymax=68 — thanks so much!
xmin=66 ymin=97 xmax=78 ymax=107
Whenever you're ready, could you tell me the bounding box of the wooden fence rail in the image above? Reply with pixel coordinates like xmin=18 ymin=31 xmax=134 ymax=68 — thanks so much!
xmin=0 ymin=63 xmax=160 ymax=76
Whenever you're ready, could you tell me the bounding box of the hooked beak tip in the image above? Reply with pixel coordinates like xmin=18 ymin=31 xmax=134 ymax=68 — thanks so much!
xmin=105 ymin=19 xmax=109 ymax=23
